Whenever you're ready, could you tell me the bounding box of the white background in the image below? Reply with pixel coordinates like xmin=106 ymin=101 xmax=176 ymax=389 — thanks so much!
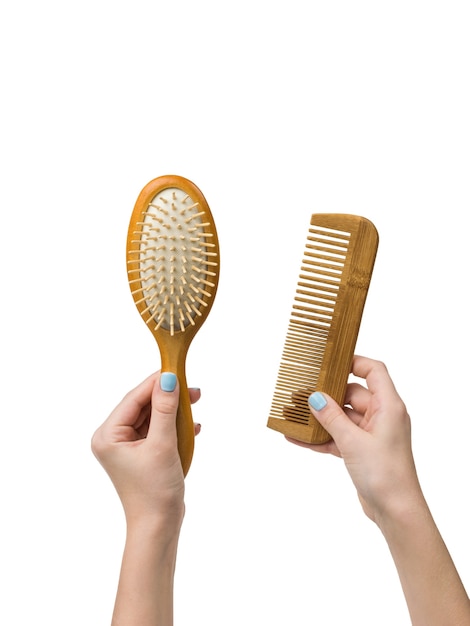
xmin=1 ymin=1 xmax=469 ymax=624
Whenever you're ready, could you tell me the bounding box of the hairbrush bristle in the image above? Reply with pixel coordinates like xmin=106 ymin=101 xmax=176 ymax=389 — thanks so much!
xmin=267 ymin=214 xmax=378 ymax=444
xmin=127 ymin=187 xmax=218 ymax=336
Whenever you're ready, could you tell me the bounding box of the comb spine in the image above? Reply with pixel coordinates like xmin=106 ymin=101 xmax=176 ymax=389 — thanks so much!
xmin=315 ymin=217 xmax=378 ymax=405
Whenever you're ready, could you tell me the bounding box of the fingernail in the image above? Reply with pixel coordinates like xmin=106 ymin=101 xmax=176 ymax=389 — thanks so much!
xmin=160 ymin=372 xmax=177 ymax=392
xmin=309 ymin=391 xmax=327 ymax=411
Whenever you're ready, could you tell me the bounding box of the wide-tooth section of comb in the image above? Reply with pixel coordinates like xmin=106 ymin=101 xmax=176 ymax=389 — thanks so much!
xmin=127 ymin=187 xmax=218 ymax=336
xmin=267 ymin=214 xmax=378 ymax=444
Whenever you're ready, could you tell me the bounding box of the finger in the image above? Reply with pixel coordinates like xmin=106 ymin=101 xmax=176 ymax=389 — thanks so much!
xmin=308 ymin=391 xmax=362 ymax=449
xmin=101 ymin=372 xmax=159 ymax=430
xmin=146 ymin=372 xmax=180 ymax=442
xmin=351 ymin=356 xmax=399 ymax=399
xmin=133 ymin=384 xmax=201 ymax=435
xmin=189 ymin=389 xmax=202 ymax=436
xmin=344 ymin=382 xmax=371 ymax=415
xmin=285 ymin=435 xmax=342 ymax=458
xmin=91 ymin=373 xmax=159 ymax=457
xmin=189 ymin=387 xmax=201 ymax=404
xmin=343 ymin=405 xmax=366 ymax=427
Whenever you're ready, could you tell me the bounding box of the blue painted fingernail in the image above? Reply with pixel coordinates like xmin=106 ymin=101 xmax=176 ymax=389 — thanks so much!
xmin=309 ymin=391 xmax=327 ymax=411
xmin=160 ymin=372 xmax=177 ymax=392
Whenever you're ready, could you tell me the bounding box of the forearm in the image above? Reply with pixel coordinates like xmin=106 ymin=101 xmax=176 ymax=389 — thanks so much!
xmin=112 ymin=519 xmax=182 ymax=626
xmin=378 ymin=496 xmax=470 ymax=626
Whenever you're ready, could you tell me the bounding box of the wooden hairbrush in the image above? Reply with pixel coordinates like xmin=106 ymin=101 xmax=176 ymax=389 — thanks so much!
xmin=267 ymin=214 xmax=378 ymax=444
xmin=127 ymin=175 xmax=220 ymax=475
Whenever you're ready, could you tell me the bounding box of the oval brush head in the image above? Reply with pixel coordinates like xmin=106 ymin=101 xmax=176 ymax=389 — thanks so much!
xmin=127 ymin=175 xmax=220 ymax=475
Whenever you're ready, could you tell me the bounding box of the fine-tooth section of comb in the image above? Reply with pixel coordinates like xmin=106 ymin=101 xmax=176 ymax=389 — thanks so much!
xmin=267 ymin=214 xmax=378 ymax=444
xmin=127 ymin=175 xmax=220 ymax=475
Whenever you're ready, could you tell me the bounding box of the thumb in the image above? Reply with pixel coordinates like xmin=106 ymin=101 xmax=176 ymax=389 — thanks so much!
xmin=308 ymin=391 xmax=355 ymax=446
xmin=147 ymin=372 xmax=180 ymax=442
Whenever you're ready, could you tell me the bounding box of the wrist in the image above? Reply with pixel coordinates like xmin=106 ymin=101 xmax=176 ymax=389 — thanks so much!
xmin=125 ymin=506 xmax=185 ymax=543
xmin=355 ymin=456 xmax=426 ymax=530
xmin=373 ymin=486 xmax=430 ymax=536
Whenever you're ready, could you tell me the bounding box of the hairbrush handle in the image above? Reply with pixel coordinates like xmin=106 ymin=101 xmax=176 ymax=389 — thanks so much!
xmin=175 ymin=388 xmax=194 ymax=477
xmin=158 ymin=334 xmax=194 ymax=476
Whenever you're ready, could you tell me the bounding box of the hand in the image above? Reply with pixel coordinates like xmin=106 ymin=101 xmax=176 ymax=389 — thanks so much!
xmin=287 ymin=355 xmax=422 ymax=526
xmin=91 ymin=371 xmax=201 ymax=529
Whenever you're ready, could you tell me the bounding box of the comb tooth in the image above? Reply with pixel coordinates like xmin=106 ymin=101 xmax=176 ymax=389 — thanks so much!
xmin=298 ymin=278 xmax=339 ymax=295
xmin=300 ymin=264 xmax=341 ymax=282
xmin=282 ymin=350 xmax=323 ymax=367
xmin=268 ymin=214 xmax=378 ymax=444
xmin=305 ymin=249 xmax=345 ymax=264
xmin=284 ymin=333 xmax=327 ymax=348
xmin=291 ymin=311 xmax=332 ymax=326
xmin=306 ymin=241 xmax=347 ymax=254
xmin=276 ymin=368 xmax=318 ymax=386
xmin=308 ymin=225 xmax=350 ymax=241
xmin=293 ymin=297 xmax=334 ymax=313
xmin=283 ymin=344 xmax=326 ymax=361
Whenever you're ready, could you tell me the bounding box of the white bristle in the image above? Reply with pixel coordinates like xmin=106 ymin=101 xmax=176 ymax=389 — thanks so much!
xmin=128 ymin=187 xmax=218 ymax=336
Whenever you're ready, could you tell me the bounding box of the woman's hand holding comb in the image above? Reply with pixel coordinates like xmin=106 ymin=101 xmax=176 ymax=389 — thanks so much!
xmin=287 ymin=355 xmax=470 ymax=626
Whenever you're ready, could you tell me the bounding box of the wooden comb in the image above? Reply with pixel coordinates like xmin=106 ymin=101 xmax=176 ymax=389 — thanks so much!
xmin=267 ymin=214 xmax=379 ymax=444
